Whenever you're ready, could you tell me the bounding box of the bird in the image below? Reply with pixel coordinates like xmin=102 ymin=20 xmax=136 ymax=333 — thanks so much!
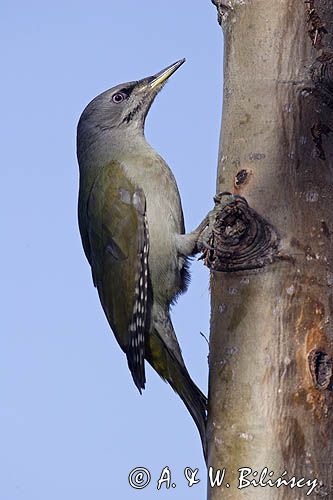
xmin=76 ymin=59 xmax=212 ymax=458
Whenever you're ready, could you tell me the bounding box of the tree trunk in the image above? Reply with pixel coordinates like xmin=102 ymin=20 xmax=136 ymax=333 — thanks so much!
xmin=207 ymin=1 xmax=333 ymax=499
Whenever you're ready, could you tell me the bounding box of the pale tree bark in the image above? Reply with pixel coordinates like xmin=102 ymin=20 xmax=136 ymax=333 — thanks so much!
xmin=206 ymin=1 xmax=333 ymax=499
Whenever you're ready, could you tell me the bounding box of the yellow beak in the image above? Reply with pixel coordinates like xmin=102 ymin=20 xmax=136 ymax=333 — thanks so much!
xmin=149 ymin=59 xmax=186 ymax=89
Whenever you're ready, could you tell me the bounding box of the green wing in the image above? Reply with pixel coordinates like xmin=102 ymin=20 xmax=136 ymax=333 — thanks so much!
xmin=78 ymin=161 xmax=149 ymax=391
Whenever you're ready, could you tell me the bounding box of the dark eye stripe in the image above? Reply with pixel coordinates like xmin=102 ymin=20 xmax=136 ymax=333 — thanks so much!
xmin=119 ymin=87 xmax=134 ymax=97
xmin=111 ymin=86 xmax=135 ymax=104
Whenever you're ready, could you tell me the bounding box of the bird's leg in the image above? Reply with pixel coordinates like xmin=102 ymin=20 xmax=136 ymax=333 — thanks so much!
xmin=175 ymin=219 xmax=210 ymax=257
xmin=175 ymin=192 xmax=241 ymax=257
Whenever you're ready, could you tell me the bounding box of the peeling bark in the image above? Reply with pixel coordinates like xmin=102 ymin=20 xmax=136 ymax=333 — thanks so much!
xmin=208 ymin=0 xmax=333 ymax=498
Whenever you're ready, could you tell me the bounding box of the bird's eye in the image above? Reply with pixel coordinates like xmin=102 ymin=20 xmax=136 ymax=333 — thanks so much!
xmin=112 ymin=92 xmax=126 ymax=103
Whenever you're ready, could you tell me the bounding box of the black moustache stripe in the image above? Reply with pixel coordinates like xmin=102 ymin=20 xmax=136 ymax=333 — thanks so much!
xmin=122 ymin=102 xmax=143 ymax=124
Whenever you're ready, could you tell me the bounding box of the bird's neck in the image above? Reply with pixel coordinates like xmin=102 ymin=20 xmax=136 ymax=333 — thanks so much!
xmin=78 ymin=126 xmax=153 ymax=170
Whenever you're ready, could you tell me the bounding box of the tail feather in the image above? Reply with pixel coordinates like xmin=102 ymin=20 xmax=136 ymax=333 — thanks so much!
xmin=146 ymin=330 xmax=207 ymax=461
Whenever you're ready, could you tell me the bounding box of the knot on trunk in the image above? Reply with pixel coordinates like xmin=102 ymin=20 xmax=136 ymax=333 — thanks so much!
xmin=202 ymin=193 xmax=280 ymax=272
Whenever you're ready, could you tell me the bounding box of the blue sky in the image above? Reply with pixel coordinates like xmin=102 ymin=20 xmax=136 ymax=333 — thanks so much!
xmin=1 ymin=2 xmax=223 ymax=498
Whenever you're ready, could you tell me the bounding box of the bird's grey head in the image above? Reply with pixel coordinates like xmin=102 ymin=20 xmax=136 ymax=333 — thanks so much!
xmin=77 ymin=59 xmax=185 ymax=163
